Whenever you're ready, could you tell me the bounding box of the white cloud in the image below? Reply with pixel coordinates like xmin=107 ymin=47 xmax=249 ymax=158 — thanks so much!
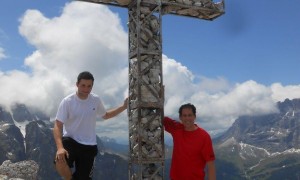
xmin=271 ymin=83 xmax=300 ymax=102
xmin=1 ymin=2 xmax=300 ymax=143
xmin=0 ymin=2 xmax=128 ymax=117
xmin=162 ymin=58 xmax=280 ymax=134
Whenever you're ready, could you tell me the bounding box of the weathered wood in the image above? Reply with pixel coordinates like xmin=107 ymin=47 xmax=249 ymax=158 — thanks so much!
xmin=77 ymin=0 xmax=224 ymax=20
xmin=127 ymin=2 xmax=165 ymax=178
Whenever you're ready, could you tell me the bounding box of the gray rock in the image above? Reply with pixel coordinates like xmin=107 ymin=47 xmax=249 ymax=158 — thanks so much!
xmin=0 ymin=124 xmax=25 ymax=164
xmin=0 ymin=106 xmax=14 ymax=125
xmin=0 ymin=160 xmax=38 ymax=180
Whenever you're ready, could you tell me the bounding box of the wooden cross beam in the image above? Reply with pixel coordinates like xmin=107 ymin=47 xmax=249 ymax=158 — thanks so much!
xmin=78 ymin=0 xmax=224 ymax=20
xmin=76 ymin=0 xmax=224 ymax=179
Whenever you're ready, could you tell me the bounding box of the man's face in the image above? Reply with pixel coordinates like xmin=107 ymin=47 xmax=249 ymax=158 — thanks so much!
xmin=180 ymin=108 xmax=196 ymax=130
xmin=76 ymin=79 xmax=93 ymax=99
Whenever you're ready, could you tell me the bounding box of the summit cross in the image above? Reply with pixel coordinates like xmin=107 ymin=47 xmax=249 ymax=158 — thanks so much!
xmin=76 ymin=0 xmax=224 ymax=179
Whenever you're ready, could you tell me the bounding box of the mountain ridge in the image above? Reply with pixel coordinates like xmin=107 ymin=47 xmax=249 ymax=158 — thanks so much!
xmin=1 ymin=98 xmax=300 ymax=179
xmin=214 ymin=98 xmax=300 ymax=179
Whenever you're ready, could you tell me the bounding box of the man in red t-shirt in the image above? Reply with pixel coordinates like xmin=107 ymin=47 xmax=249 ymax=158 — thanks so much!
xmin=164 ymin=103 xmax=216 ymax=180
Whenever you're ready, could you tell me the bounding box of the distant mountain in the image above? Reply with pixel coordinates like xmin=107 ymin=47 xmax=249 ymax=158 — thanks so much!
xmin=2 ymin=98 xmax=300 ymax=179
xmin=99 ymin=136 xmax=174 ymax=159
xmin=214 ymin=98 xmax=300 ymax=179
xmin=100 ymin=136 xmax=129 ymax=159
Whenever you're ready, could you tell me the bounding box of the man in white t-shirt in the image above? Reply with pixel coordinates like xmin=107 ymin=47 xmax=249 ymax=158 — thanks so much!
xmin=53 ymin=71 xmax=128 ymax=180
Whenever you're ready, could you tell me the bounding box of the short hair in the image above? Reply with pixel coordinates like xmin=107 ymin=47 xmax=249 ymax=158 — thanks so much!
xmin=179 ymin=103 xmax=196 ymax=116
xmin=77 ymin=71 xmax=94 ymax=84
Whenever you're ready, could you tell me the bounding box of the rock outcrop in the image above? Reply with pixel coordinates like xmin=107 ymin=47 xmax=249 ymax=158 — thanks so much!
xmin=0 ymin=160 xmax=38 ymax=180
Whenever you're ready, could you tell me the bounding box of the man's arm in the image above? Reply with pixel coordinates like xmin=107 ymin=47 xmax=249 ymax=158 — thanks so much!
xmin=53 ymin=120 xmax=69 ymax=162
xmin=103 ymin=98 xmax=128 ymax=120
xmin=207 ymin=161 xmax=216 ymax=180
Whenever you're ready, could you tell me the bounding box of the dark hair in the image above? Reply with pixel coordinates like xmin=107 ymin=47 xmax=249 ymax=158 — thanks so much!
xmin=178 ymin=103 xmax=196 ymax=116
xmin=77 ymin=71 xmax=94 ymax=84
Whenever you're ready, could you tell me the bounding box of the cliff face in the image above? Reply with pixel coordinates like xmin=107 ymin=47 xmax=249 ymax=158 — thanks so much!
xmin=25 ymin=120 xmax=58 ymax=179
xmin=0 ymin=124 xmax=26 ymax=164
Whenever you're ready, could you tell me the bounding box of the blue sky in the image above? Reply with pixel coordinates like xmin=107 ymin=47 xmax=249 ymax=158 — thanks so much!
xmin=161 ymin=0 xmax=300 ymax=86
xmin=1 ymin=0 xmax=300 ymax=85
xmin=1 ymin=0 xmax=300 ymax=143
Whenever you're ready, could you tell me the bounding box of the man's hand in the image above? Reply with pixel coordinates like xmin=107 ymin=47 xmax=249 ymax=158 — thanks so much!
xmin=56 ymin=148 xmax=69 ymax=163
xmin=123 ymin=97 xmax=129 ymax=109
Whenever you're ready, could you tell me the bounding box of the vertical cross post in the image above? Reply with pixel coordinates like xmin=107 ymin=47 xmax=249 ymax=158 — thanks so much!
xmin=128 ymin=1 xmax=164 ymax=179
xmin=76 ymin=0 xmax=224 ymax=179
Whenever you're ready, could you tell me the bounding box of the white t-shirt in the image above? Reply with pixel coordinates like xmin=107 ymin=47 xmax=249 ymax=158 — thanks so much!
xmin=55 ymin=92 xmax=106 ymax=145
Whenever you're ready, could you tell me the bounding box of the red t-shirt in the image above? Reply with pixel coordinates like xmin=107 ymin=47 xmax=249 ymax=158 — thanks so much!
xmin=164 ymin=117 xmax=215 ymax=180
